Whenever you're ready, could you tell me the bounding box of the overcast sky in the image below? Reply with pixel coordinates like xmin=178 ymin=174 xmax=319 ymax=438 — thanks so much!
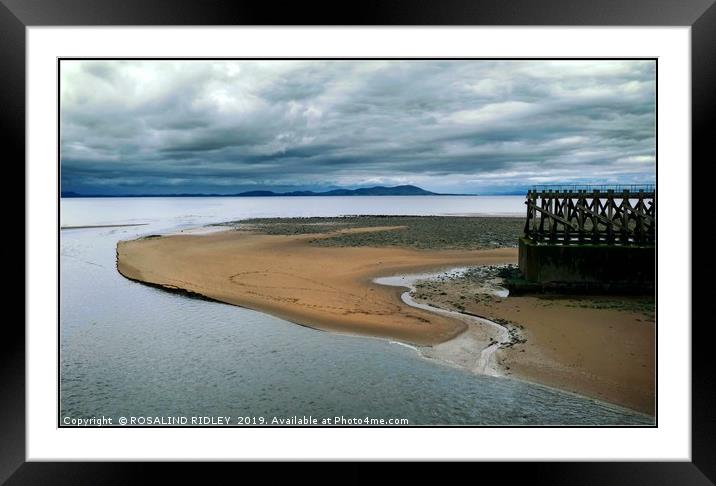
xmin=60 ymin=60 xmax=656 ymax=195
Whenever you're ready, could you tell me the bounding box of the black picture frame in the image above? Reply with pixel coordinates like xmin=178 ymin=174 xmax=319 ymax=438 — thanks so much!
xmin=4 ymin=0 xmax=711 ymax=482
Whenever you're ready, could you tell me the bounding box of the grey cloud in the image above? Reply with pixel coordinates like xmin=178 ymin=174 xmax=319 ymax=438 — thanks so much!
xmin=60 ymin=59 xmax=656 ymax=195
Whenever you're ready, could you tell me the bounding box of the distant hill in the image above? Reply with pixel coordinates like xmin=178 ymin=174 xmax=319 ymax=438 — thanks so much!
xmin=60 ymin=185 xmax=466 ymax=198
xmin=276 ymin=185 xmax=439 ymax=197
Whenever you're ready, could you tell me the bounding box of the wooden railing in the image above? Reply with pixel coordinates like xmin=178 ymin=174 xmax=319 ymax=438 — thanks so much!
xmin=523 ymin=187 xmax=656 ymax=245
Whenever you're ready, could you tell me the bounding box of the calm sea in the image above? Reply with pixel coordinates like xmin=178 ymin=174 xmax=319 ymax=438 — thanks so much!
xmin=60 ymin=196 xmax=652 ymax=425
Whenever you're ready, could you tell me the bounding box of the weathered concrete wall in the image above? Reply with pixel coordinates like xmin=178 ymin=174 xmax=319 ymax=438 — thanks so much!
xmin=518 ymin=237 xmax=655 ymax=288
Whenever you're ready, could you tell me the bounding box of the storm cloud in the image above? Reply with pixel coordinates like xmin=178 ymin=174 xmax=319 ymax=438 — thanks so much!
xmin=60 ymin=60 xmax=656 ymax=195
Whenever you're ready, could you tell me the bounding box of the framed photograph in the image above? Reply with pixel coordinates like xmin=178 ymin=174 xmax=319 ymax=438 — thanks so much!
xmin=6 ymin=0 xmax=711 ymax=481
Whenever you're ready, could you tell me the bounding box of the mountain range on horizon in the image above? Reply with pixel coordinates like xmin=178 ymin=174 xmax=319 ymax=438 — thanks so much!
xmin=60 ymin=185 xmax=475 ymax=198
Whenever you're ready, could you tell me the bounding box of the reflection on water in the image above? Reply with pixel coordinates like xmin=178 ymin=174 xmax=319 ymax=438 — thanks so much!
xmin=60 ymin=196 xmax=652 ymax=425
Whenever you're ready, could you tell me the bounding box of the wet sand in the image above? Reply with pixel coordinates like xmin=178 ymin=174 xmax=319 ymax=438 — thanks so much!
xmin=503 ymin=297 xmax=654 ymax=415
xmin=412 ymin=280 xmax=655 ymax=415
xmin=117 ymin=228 xmax=516 ymax=345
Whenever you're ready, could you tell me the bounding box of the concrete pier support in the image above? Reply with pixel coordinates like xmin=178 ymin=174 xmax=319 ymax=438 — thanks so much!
xmin=518 ymin=237 xmax=655 ymax=289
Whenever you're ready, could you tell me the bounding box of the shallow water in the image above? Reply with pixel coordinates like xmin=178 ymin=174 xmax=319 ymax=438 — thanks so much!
xmin=374 ymin=271 xmax=509 ymax=377
xmin=60 ymin=196 xmax=653 ymax=425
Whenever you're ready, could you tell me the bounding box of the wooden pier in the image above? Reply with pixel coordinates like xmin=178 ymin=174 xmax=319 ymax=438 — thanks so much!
xmin=518 ymin=185 xmax=656 ymax=292
xmin=524 ymin=185 xmax=655 ymax=245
